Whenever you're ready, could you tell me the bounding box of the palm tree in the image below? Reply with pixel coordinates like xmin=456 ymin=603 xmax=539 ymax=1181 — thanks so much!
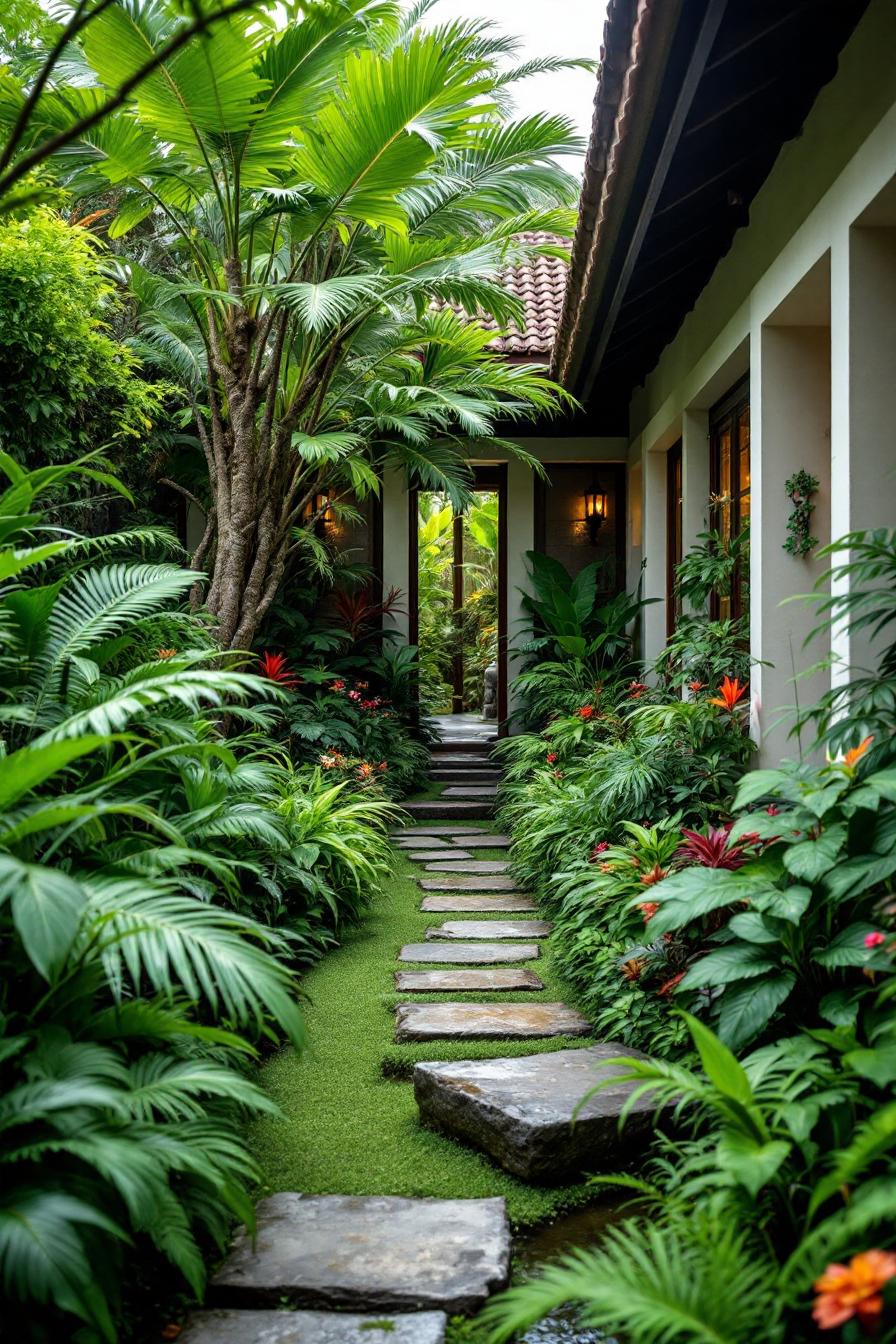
xmin=33 ymin=0 xmax=584 ymax=648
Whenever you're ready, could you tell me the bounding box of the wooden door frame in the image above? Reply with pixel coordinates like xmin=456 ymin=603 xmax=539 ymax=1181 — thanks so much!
xmin=407 ymin=465 xmax=508 ymax=733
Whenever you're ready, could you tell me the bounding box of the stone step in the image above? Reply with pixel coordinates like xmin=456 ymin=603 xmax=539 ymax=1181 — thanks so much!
xmin=442 ymin=785 xmax=498 ymax=798
xmin=414 ymin=1047 xmax=654 ymax=1181
xmin=430 ymin=740 xmax=496 ymax=754
xmin=420 ymin=895 xmax=536 ymax=913
xmin=393 ymin=825 xmax=487 ymax=836
xmin=406 ymin=849 xmax=474 ymax=862
xmin=210 ymin=1194 xmax=510 ymax=1316
xmin=396 ymin=1002 xmax=591 ymax=1042
xmin=399 ymin=942 xmax=539 ymax=964
xmin=424 ymin=860 xmax=509 ymax=874
xmin=395 ymin=968 xmax=544 ymax=992
xmin=456 ymin=834 xmax=511 ymax=849
xmin=426 ymin=920 xmax=553 ymax=940
xmin=428 ymin=753 xmax=495 ymax=767
xmin=396 ymin=835 xmax=456 ymax=849
xmin=181 ymin=1310 xmax=447 ymax=1344
xmin=419 ymin=875 xmax=519 ymax=892
xmin=401 ymin=801 xmax=495 ymax=820
xmin=429 ymin=768 xmax=501 ymax=784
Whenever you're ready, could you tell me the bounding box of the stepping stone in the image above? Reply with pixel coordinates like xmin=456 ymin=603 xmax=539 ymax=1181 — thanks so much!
xmin=442 ymin=786 xmax=498 ymax=798
xmin=406 ymin=849 xmax=474 ymax=862
xmin=428 ymin=755 xmax=493 ymax=767
xmin=393 ymin=825 xmax=485 ymax=836
xmin=210 ymin=1194 xmax=510 ymax=1315
xmin=414 ymin=1046 xmax=655 ymax=1181
xmin=181 ymin=1310 xmax=447 ymax=1344
xmin=402 ymin=801 xmax=495 ymax=820
xmin=459 ymin=835 xmax=511 ymax=849
xmin=395 ymin=969 xmax=544 ymax=992
xmin=420 ymin=875 xmax=519 ymax=891
xmin=426 ymin=920 xmax=553 ymax=940
xmin=399 ymin=942 xmax=539 ymax=964
xmin=421 ymin=895 xmax=536 ymax=913
xmin=424 ymin=860 xmax=509 ymax=874
xmin=396 ymin=835 xmax=455 ymax=849
xmin=396 ymin=1002 xmax=591 ymax=1042
xmin=429 ymin=769 xmax=501 ymax=783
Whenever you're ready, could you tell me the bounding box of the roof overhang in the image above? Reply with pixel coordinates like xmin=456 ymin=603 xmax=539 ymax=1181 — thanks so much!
xmin=553 ymin=0 xmax=871 ymax=431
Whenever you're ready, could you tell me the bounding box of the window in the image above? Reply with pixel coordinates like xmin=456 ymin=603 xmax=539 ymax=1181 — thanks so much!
xmin=709 ymin=380 xmax=750 ymax=621
xmin=666 ymin=441 xmax=682 ymax=636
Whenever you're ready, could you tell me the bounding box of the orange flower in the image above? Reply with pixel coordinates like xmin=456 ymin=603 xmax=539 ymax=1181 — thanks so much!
xmin=657 ymin=970 xmax=685 ymax=996
xmin=620 ymin=957 xmax=646 ymax=981
xmin=640 ymin=864 xmax=668 ymax=887
xmin=639 ymin=901 xmax=660 ymax=923
xmin=156 ymin=647 xmax=177 ymax=660
xmin=844 ymin=736 xmax=874 ymax=769
xmin=813 ymin=1250 xmax=896 ymax=1331
xmin=709 ymin=675 xmax=747 ymax=711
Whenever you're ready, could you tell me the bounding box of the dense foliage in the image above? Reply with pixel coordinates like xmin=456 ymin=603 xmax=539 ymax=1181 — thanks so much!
xmin=487 ymin=531 xmax=896 ymax=1344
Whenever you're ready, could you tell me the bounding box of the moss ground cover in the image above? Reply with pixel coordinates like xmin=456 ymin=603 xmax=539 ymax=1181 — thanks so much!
xmin=251 ymin=827 xmax=596 ymax=1227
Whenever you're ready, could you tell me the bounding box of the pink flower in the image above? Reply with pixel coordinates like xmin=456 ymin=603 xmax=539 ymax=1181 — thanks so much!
xmin=864 ymin=931 xmax=887 ymax=949
xmin=348 ymin=690 xmax=361 ymax=702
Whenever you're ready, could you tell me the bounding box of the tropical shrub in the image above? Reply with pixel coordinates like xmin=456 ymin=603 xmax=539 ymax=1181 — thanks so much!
xmin=0 ymin=454 xmax=313 ymax=1340
xmin=485 ymin=1011 xmax=896 ymax=1343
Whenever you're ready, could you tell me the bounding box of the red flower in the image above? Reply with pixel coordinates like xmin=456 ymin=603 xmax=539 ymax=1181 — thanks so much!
xmin=628 ymin=680 xmax=648 ymax=699
xmin=639 ymin=901 xmax=660 ymax=923
xmin=688 ymin=680 xmax=706 ymax=693
xmin=348 ymin=689 xmax=362 ymax=702
xmin=546 ymin=752 xmax=558 ymax=764
xmin=766 ymin=804 xmax=780 ymax=816
xmin=257 ymin=651 xmax=299 ymax=688
xmin=813 ymin=1250 xmax=896 ymax=1331
xmin=709 ymin=675 xmax=747 ymax=711
xmin=865 ymin=931 xmax=887 ymax=949
xmin=330 ymin=679 xmax=346 ymax=692
xmin=575 ymin=704 xmax=595 ymax=721
xmin=640 ymin=864 xmax=668 ymax=887
xmin=360 ymin=698 xmax=381 ymax=711
xmin=676 ymin=825 xmax=757 ymax=870
xmin=657 ymin=971 xmax=685 ymax=997
xmin=591 ymin=841 xmax=609 ymax=857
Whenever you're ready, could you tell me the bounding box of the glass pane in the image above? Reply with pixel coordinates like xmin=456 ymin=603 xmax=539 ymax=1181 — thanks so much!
xmin=717 ymin=423 xmax=732 ymax=541
xmin=737 ymin=406 xmax=751 ymax=496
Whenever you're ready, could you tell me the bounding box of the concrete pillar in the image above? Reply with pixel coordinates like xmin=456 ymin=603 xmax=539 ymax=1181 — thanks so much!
xmin=830 ymin=222 xmax=896 ymax=685
xmin=506 ymin=458 xmax=535 ymax=718
xmin=380 ymin=467 xmax=411 ymax=643
xmin=751 ymin=322 xmax=832 ymax=763
xmin=642 ymin=447 xmax=668 ymax=663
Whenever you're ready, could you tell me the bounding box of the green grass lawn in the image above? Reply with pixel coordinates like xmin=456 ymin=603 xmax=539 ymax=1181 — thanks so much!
xmin=251 ymin=830 xmax=597 ymax=1229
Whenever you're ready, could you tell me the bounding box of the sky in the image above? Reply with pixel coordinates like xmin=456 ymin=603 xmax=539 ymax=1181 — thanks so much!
xmin=428 ymin=0 xmax=607 ymax=155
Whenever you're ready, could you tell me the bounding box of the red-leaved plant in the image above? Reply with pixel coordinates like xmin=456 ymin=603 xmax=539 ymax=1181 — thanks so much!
xmin=675 ymin=824 xmax=758 ymax=870
xmin=257 ymin=651 xmax=299 ymax=689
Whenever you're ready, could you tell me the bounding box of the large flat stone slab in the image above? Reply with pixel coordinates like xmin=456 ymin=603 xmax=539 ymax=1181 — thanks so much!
xmin=401 ymin=801 xmax=495 ymax=820
xmin=421 ymin=895 xmax=536 ymax=913
xmin=426 ymin=920 xmax=553 ymax=940
xmin=406 ymin=849 xmax=474 ymax=862
xmin=211 ymin=1194 xmax=510 ymax=1315
xmin=396 ymin=835 xmax=455 ymax=848
xmin=399 ymin=942 xmax=539 ymax=964
xmin=459 ymin=835 xmax=511 ymax=848
xmin=419 ymin=875 xmax=519 ymax=891
xmin=181 ymin=1310 xmax=447 ymax=1344
xmin=424 ymin=860 xmax=509 ymax=874
xmin=414 ymin=1047 xmax=655 ymax=1181
xmin=396 ymin=1003 xmax=591 ymax=1042
xmin=395 ymin=968 xmax=544 ymax=992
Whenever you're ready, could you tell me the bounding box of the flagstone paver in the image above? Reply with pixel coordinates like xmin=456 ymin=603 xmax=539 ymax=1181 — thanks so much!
xmin=394 ymin=968 xmax=544 ymax=992
xmin=406 ymin=849 xmax=474 ymax=862
xmin=395 ymin=1002 xmax=591 ymax=1042
xmin=420 ymin=894 xmax=536 ymax=913
xmin=442 ymin=786 xmax=498 ymax=798
xmin=210 ymin=1194 xmax=510 ymax=1315
xmin=419 ymin=875 xmax=519 ymax=891
xmin=424 ymin=860 xmax=509 ymax=874
xmin=399 ymin=942 xmax=539 ymax=964
xmin=414 ymin=1047 xmax=655 ymax=1181
xmin=458 ymin=834 xmax=511 ymax=848
xmin=426 ymin=920 xmax=553 ymax=940
xmin=396 ymin=835 xmax=456 ymax=849
xmin=181 ymin=1310 xmax=448 ymax=1344
xmin=393 ymin=825 xmax=486 ymax=836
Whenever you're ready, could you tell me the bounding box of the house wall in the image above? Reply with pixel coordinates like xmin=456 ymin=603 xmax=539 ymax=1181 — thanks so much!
xmin=626 ymin=0 xmax=896 ymax=764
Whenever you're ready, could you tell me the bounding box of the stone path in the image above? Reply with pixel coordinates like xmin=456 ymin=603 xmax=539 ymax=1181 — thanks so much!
xmin=191 ymin=732 xmax=648 ymax=1341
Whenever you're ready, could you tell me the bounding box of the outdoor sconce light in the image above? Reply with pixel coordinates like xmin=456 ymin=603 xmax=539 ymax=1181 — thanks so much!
xmin=583 ymin=480 xmax=608 ymax=543
xmin=303 ymin=491 xmax=333 ymax=537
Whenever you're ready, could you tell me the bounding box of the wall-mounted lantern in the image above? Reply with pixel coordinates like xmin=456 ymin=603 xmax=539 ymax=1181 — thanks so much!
xmin=583 ymin=479 xmax=608 ymax=544
xmin=303 ymin=491 xmax=333 ymax=537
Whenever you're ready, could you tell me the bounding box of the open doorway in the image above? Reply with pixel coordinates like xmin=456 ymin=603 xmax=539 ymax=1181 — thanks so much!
xmin=409 ymin=465 xmax=507 ymax=732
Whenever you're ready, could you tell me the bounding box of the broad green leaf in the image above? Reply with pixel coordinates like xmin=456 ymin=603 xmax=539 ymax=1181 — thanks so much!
xmin=680 ymin=1011 xmax=753 ymax=1107
xmin=750 ymin=884 xmax=812 ymax=924
xmin=783 ymin=825 xmax=846 ymax=882
xmin=843 ymin=1045 xmax=896 ymax=1087
xmin=0 ymin=736 xmax=107 ymax=810
xmin=679 ymin=944 xmax=779 ymax=990
xmin=717 ymin=1130 xmax=791 ymax=1198
xmin=717 ymin=974 xmax=796 ymax=1051
xmin=814 ymin=923 xmax=882 ymax=969
xmin=0 ymin=857 xmax=86 ymax=981
xmin=727 ymin=912 xmax=781 ymax=944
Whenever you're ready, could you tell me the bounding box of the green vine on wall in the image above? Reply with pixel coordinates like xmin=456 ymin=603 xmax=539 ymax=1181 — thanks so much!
xmin=783 ymin=469 xmax=819 ymax=557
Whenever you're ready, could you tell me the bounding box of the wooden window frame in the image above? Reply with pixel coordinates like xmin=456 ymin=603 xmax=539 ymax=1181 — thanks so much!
xmin=666 ymin=440 xmax=683 ymax=637
xmin=708 ymin=378 xmax=750 ymax=622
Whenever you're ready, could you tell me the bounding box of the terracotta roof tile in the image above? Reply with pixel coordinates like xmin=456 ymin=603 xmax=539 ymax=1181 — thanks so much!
xmin=485 ymin=231 xmax=571 ymax=358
